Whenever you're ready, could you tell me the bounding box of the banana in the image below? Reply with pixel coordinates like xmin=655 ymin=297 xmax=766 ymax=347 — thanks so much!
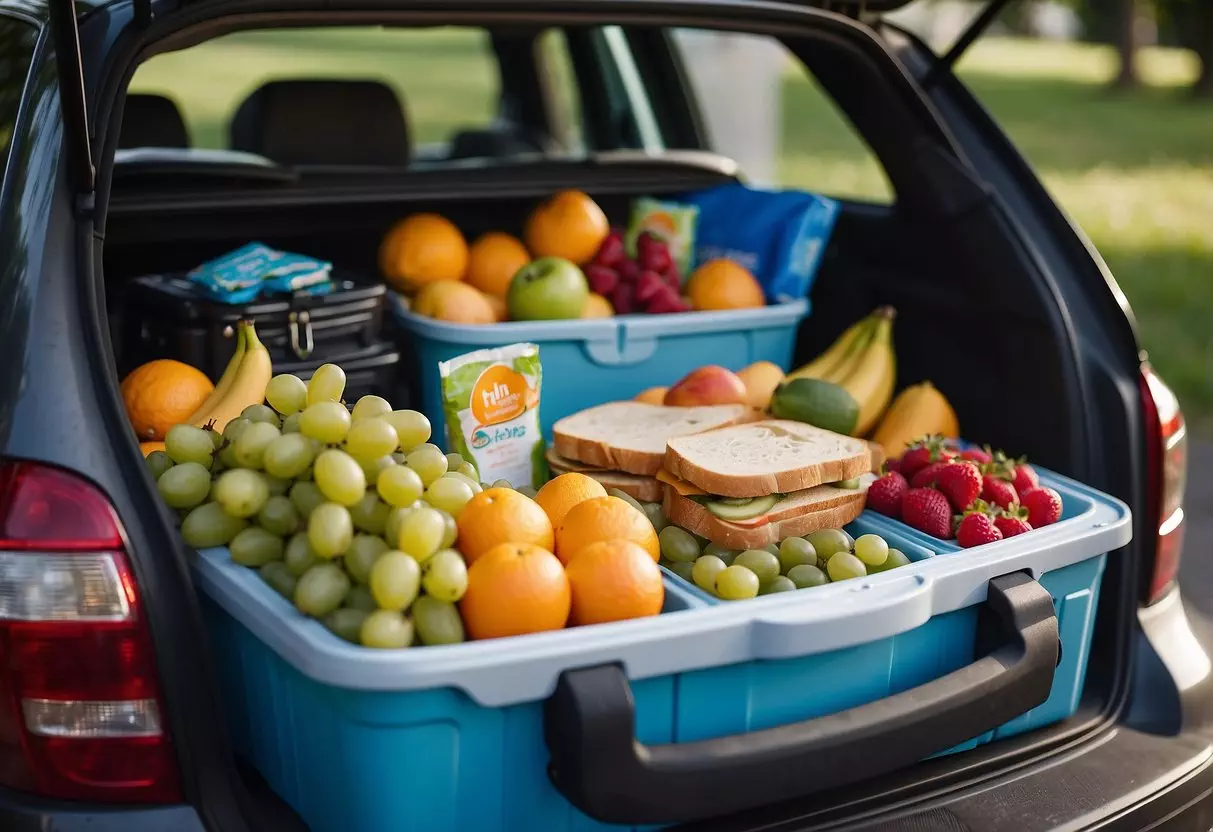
xmin=192 ymin=321 xmax=273 ymax=432
xmin=788 ymin=316 xmax=874 ymax=382
xmin=187 ymin=324 xmax=248 ymax=425
xmin=835 ymin=307 xmax=896 ymax=436
xmin=822 ymin=318 xmax=877 ymax=385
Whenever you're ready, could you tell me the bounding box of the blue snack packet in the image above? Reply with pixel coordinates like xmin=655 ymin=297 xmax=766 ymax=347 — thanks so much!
xmin=681 ymin=183 xmax=839 ymax=301
xmin=188 ymin=242 xmax=333 ymax=304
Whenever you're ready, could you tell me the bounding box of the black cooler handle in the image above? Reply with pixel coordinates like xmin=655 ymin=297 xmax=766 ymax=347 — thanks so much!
xmin=544 ymin=571 xmax=1058 ymax=824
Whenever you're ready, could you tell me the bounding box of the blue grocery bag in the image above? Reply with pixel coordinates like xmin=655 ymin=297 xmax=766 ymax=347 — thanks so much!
xmin=681 ymin=183 xmax=839 ymax=301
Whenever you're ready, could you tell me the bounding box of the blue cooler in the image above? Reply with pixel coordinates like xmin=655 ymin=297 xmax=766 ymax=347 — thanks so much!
xmin=193 ymin=463 xmax=1129 ymax=832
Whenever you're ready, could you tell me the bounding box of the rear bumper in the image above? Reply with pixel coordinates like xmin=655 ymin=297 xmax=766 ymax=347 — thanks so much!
xmin=0 ymin=792 xmax=207 ymax=832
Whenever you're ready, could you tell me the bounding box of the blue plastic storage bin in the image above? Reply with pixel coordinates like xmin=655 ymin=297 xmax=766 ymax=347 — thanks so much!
xmin=392 ymin=297 xmax=809 ymax=444
xmin=193 ymin=467 xmax=1129 ymax=832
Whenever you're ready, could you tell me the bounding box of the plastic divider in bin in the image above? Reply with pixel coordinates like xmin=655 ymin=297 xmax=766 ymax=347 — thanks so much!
xmin=193 ymin=482 xmax=1127 ymax=710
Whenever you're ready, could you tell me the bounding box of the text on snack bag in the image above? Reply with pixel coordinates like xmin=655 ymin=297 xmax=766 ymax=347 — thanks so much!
xmin=471 ymin=364 xmax=533 ymax=428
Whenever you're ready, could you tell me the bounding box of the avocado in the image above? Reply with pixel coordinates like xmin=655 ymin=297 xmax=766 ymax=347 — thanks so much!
xmin=770 ymin=378 xmax=860 ymax=436
xmin=706 ymin=494 xmax=779 ymax=521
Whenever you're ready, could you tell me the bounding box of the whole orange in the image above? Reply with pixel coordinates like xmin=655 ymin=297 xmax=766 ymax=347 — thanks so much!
xmin=466 ymin=232 xmax=530 ymax=298
xmin=686 ymin=259 xmax=765 ymax=311
xmin=411 ymin=281 xmax=496 ymax=325
xmin=565 ymin=540 xmax=664 ymax=626
xmin=534 ymin=473 xmax=607 ymax=530
xmin=121 ymin=360 xmax=215 ymax=441
xmin=555 ymin=496 xmax=660 ymax=565
xmin=140 ymin=441 xmax=167 ymax=456
xmin=459 ymin=542 xmax=570 ymax=639
xmin=484 ymin=293 xmax=508 ymax=322
xmin=379 ymin=213 xmax=469 ymax=292
xmin=525 ymin=190 xmax=610 ymax=265
xmin=581 ymin=293 xmax=614 ymax=319
xmin=456 ymin=487 xmax=555 ymax=564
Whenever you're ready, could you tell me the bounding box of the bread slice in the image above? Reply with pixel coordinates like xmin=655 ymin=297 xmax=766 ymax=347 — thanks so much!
xmin=546 ymin=448 xmax=663 ymax=502
xmin=664 ymin=420 xmax=872 ymax=498
xmin=552 ymin=402 xmax=756 ymax=476
xmin=663 ymin=478 xmax=871 ymax=549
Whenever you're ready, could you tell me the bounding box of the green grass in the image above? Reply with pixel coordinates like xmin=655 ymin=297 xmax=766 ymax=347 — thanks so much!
xmin=130 ymin=32 xmax=1213 ymax=435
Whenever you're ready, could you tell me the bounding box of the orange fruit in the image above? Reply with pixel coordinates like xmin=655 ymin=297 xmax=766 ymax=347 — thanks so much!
xmin=634 ymin=386 xmax=668 ymax=405
xmin=534 ymin=473 xmax=607 ymax=530
xmin=456 ymin=487 xmax=555 ymax=565
xmin=581 ymin=293 xmax=614 ymax=319
xmin=140 ymin=441 xmax=166 ymax=456
xmin=465 ymin=232 xmax=530 ymax=298
xmin=459 ymin=542 xmax=570 ymax=639
xmin=484 ymin=292 xmax=508 ymax=322
xmin=525 ymin=190 xmax=610 ymax=265
xmin=411 ymin=281 xmax=496 ymax=325
xmin=686 ymin=259 xmax=765 ymax=311
xmin=379 ymin=213 xmax=469 ymax=292
xmin=555 ymin=496 xmax=660 ymax=565
xmin=565 ymin=540 xmax=664 ymax=626
xmin=121 ymin=359 xmax=215 ymax=441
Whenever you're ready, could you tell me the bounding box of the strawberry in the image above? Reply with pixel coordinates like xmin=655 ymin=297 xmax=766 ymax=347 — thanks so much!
xmin=980 ymin=475 xmax=1019 ymax=510
xmin=960 ymin=446 xmax=992 ymax=464
xmin=885 ymin=457 xmax=902 ymax=475
xmin=608 ymin=282 xmax=635 ymax=315
xmin=593 ymin=229 xmax=626 ymax=268
xmin=866 ymin=471 xmax=908 ymax=519
xmin=936 ymin=461 xmax=983 ymax=511
xmin=636 ymin=232 xmax=673 ymax=274
xmin=617 ymin=258 xmax=641 ymax=284
xmin=635 ymin=271 xmax=666 ymax=304
xmin=900 ymin=435 xmax=955 ymax=480
xmin=663 ymin=264 xmax=682 ymax=289
xmin=646 ymin=286 xmax=691 ymax=315
xmin=910 ymin=461 xmax=949 ymax=489
xmin=956 ymin=512 xmax=1003 ymax=548
xmin=1020 ymin=486 xmax=1062 ymax=528
xmin=1012 ymin=464 xmax=1040 ymax=495
xmin=994 ymin=505 xmax=1033 ymax=538
xmin=585 ymin=264 xmax=619 ymax=297
xmin=902 ymin=488 xmax=953 ymax=538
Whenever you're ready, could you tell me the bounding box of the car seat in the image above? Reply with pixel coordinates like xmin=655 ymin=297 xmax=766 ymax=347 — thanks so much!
xmin=118 ymin=94 xmax=191 ymax=149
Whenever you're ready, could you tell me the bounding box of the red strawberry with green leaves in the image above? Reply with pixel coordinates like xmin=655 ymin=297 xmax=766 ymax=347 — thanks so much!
xmin=960 ymin=446 xmax=992 ymax=464
xmin=981 ymin=475 xmax=1019 ymax=510
xmin=902 ymin=487 xmax=953 ymax=538
xmin=899 ymin=435 xmax=956 ymax=480
xmin=956 ymin=510 xmax=1003 ymax=548
xmin=1012 ymin=463 xmax=1040 ymax=496
xmin=936 ymin=461 xmax=983 ymax=511
xmin=1020 ymin=486 xmax=1062 ymax=528
xmin=867 ymin=470 xmax=908 ymax=519
xmin=910 ymin=461 xmax=949 ymax=489
xmin=994 ymin=505 xmax=1033 ymax=538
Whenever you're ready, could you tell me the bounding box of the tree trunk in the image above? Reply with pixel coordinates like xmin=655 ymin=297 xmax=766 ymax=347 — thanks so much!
xmin=1113 ymin=0 xmax=1140 ymax=89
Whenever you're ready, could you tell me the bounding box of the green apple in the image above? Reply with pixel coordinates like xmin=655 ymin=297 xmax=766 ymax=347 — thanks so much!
xmin=506 ymin=257 xmax=589 ymax=321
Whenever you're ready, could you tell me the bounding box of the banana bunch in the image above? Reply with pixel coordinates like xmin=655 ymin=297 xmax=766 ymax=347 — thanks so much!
xmin=788 ymin=306 xmax=896 ymax=436
xmin=187 ymin=320 xmax=273 ymax=432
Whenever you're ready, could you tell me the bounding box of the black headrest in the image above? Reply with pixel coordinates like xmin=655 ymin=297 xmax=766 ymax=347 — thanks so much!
xmin=229 ymin=80 xmax=410 ymax=167
xmin=119 ymin=94 xmax=190 ymax=149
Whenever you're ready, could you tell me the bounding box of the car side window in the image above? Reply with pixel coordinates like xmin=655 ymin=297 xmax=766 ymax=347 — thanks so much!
xmin=0 ymin=16 xmax=38 ymax=188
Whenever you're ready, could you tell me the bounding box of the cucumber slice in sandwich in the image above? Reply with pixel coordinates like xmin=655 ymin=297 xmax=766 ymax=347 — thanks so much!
xmin=706 ymin=494 xmax=779 ymax=521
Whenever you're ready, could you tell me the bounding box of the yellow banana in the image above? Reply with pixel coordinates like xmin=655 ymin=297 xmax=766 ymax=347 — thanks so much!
xmin=871 ymin=381 xmax=959 ymax=459
xmin=788 ymin=315 xmax=874 ymax=382
xmin=836 ymin=308 xmax=896 ymax=436
xmin=193 ymin=321 xmax=273 ymax=432
xmin=822 ymin=318 xmax=878 ymax=385
xmin=187 ymin=325 xmax=247 ymax=425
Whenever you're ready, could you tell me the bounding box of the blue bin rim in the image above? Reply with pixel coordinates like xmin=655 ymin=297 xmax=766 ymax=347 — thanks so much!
xmin=390 ymin=293 xmax=809 ymax=345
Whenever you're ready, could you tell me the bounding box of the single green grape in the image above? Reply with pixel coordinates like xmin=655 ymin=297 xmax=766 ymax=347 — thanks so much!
xmin=715 ymin=565 xmax=760 ymax=600
xmin=262 ymin=433 xmax=316 ymax=480
xmin=266 ymin=373 xmax=308 ymax=416
xmin=306 ymin=363 xmax=346 ymax=406
xmin=517 ymin=485 xmax=537 ymax=499
xmin=839 ymin=529 xmax=856 ymax=550
xmin=490 ymin=478 xmax=513 ymax=490
xmin=349 ymin=493 xmax=391 ymax=536
xmin=289 ymin=481 xmax=326 ymax=517
xmin=164 ymin=424 xmax=216 ymax=468
xmin=264 ymin=475 xmax=290 ymax=497
xmin=284 ymin=532 xmax=320 ymax=577
xmin=324 ymin=608 xmax=369 ymax=643
xmin=444 ymin=452 xmax=465 ymax=471
xmin=787 ymin=563 xmax=828 ymax=589
xmin=733 ymin=550 xmax=781 ymax=584
xmin=384 ymin=505 xmax=414 ymax=546
xmin=692 ymin=555 xmax=727 ymax=593
xmin=217 ymin=443 xmax=240 ymax=470
xmin=397 ymin=506 xmax=445 ymax=562
xmin=346 ymin=418 xmax=399 ymax=460
xmin=668 ymin=561 xmax=695 ymax=582
xmin=206 ymin=426 xmax=224 ymax=449
xmin=406 ymin=447 xmax=448 ymax=487
xmin=378 ymin=465 xmax=425 ymax=508
xmin=360 ymin=609 xmax=413 ymax=649
xmin=233 ymin=421 xmax=281 ymax=470
xmin=454 ymin=461 xmax=478 ymax=481
xmin=214 ymin=469 xmax=270 ymax=518
xmin=853 ymin=534 xmax=889 ymax=567
xmin=157 ymin=462 xmax=212 ymax=509
xmin=313 ymin=449 xmax=367 ymax=507
xmin=351 ymin=395 xmax=392 ymax=422
xmin=260 ymin=561 xmax=297 ymax=599
xmin=257 ymin=495 xmax=300 ymax=537
xmin=826 ymin=552 xmax=867 ymax=582
xmin=760 ymin=576 xmax=797 ymax=594
xmin=763 ymin=543 xmax=780 ymax=556
xmin=423 ymin=477 xmax=475 ymax=517
xmin=230 ymin=526 xmax=285 ymax=567
xmin=241 ymin=404 xmax=281 ymax=427
xmin=421 ymin=549 xmax=468 ymax=602
xmin=778 ymin=537 xmax=818 ymax=573
xmin=369 ymin=551 xmax=421 ymax=612
xmin=343 ymin=584 xmax=378 ymax=613
xmin=702 ymin=542 xmax=738 ymax=566
xmin=280 ymin=413 xmax=302 ymax=434
xmin=659 ymin=526 xmax=701 ymax=563
xmin=180 ymin=502 xmax=247 ymax=548
xmin=869 ymin=548 xmax=911 ymax=573
xmin=299 ymin=401 xmax=352 ymax=445
xmin=358 ymin=454 xmax=396 ymax=482
xmin=308 ymin=502 xmax=354 ymax=558
xmin=294 ymin=562 xmax=350 ymax=617
xmin=607 ymin=488 xmax=645 ymax=515
xmin=438 ymin=510 xmax=458 ymax=549
xmin=222 ymin=417 xmax=252 ymax=444
xmin=642 ymin=503 xmax=668 ymax=533
xmin=806 ymin=529 xmax=851 ymax=562
xmin=412 ymin=595 xmax=466 ymax=645
xmin=382 ymin=410 xmax=431 ymax=450
xmin=345 ymin=534 xmax=390 ymax=583
xmin=442 ymin=471 xmax=483 ymax=495
xmin=146 ymin=450 xmax=175 ymax=481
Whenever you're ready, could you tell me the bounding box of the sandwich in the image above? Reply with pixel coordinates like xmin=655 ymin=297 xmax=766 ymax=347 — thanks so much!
xmin=659 ymin=420 xmax=874 ymax=549
xmin=550 ymin=401 xmax=757 ymax=500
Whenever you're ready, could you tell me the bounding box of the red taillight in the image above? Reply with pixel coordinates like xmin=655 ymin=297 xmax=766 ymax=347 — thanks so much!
xmin=0 ymin=461 xmax=180 ymax=803
xmin=1140 ymin=364 xmax=1188 ymax=604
